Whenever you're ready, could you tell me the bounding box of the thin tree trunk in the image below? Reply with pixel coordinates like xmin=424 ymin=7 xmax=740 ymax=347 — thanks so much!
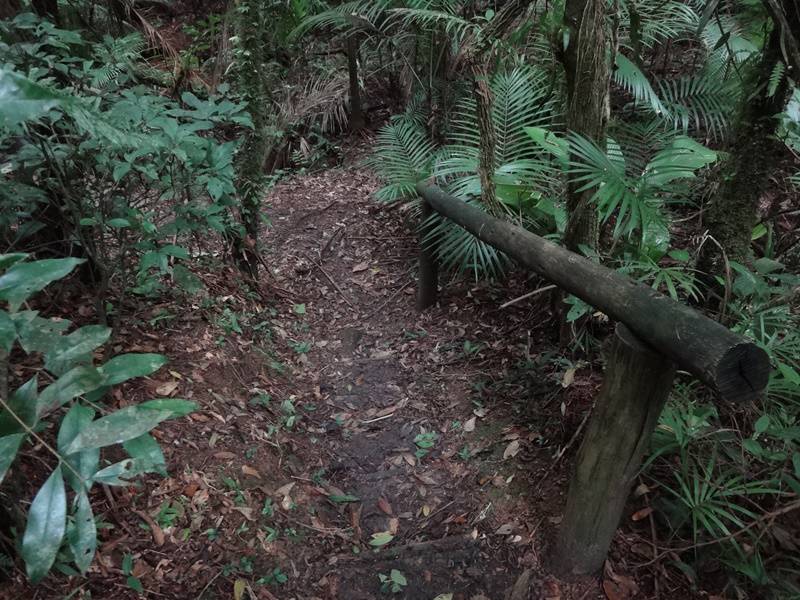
xmin=347 ymin=35 xmax=365 ymax=132
xmin=560 ymin=0 xmax=612 ymax=252
xmin=472 ymin=61 xmax=504 ymax=216
xmin=699 ymin=11 xmax=799 ymax=278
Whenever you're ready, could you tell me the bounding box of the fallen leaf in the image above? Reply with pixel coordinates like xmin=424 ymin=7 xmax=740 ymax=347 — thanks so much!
xmin=234 ymin=579 xmax=247 ymax=600
xmin=561 ymin=367 xmax=576 ymax=388
xmin=156 ymin=380 xmax=179 ymax=396
xmin=377 ymin=497 xmax=393 ymax=515
xmin=464 ymin=417 xmax=476 ymax=432
xmin=352 ymin=262 xmax=369 ymax=273
xmin=369 ymin=531 xmax=394 ymax=546
xmin=503 ymin=439 xmax=521 ymax=459
xmin=275 ymin=482 xmax=295 ymax=497
xmin=241 ymin=465 xmax=261 ymax=478
xmin=631 ymin=507 xmax=653 ymax=521
xmin=495 ymin=523 xmax=514 ymax=535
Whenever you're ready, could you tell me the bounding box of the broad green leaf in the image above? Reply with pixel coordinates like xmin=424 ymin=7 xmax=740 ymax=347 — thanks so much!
xmin=92 ymin=459 xmax=142 ymax=486
xmin=0 ymin=68 xmax=63 ymax=128
xmin=123 ymin=434 xmax=166 ymax=476
xmin=69 ymin=490 xmax=96 ymax=574
xmin=64 ymin=406 xmax=175 ymax=454
xmin=37 ymin=366 xmax=104 ymax=413
xmin=44 ymin=324 xmax=111 ymax=376
xmin=0 ymin=253 xmax=28 ymax=270
xmin=100 ymin=353 xmax=167 ymax=386
xmin=0 ymin=433 xmax=25 ymax=483
xmin=15 ymin=313 xmax=72 ymax=353
xmin=0 ymin=257 xmax=84 ymax=312
xmin=0 ymin=309 xmax=15 ymax=352
xmin=369 ymin=531 xmax=394 ymax=547
xmin=21 ymin=466 xmax=67 ymax=583
xmin=0 ymin=377 xmax=38 ymax=437
xmin=754 ymin=414 xmax=771 ymax=435
xmin=57 ymin=404 xmax=99 ymax=492
xmin=138 ymin=398 xmax=196 ymax=416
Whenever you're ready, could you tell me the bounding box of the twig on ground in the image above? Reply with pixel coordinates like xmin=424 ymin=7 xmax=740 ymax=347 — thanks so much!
xmin=310 ymin=257 xmax=356 ymax=308
xmin=500 ymin=285 xmax=557 ymax=309
xmin=363 ymin=280 xmax=413 ymax=319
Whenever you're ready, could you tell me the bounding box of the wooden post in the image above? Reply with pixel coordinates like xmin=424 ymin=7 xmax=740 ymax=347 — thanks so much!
xmin=416 ymin=199 xmax=439 ymax=311
xmin=554 ymin=324 xmax=676 ymax=576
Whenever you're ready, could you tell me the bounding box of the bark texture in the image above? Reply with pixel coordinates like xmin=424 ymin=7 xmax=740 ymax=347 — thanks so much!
xmin=555 ymin=324 xmax=676 ymax=575
xmin=700 ymin=8 xmax=800 ymax=274
xmin=560 ymin=0 xmax=612 ymax=251
xmin=346 ymin=35 xmax=365 ymax=132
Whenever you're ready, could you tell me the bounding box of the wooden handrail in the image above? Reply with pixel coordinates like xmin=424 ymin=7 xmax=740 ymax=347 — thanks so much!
xmin=416 ymin=183 xmax=770 ymax=404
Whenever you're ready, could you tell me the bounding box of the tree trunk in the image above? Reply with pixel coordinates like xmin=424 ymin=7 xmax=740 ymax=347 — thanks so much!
xmin=347 ymin=35 xmax=365 ymax=132
xmin=699 ymin=12 xmax=799 ymax=277
xmin=560 ymin=0 xmax=612 ymax=252
xmin=472 ymin=61 xmax=504 ymax=216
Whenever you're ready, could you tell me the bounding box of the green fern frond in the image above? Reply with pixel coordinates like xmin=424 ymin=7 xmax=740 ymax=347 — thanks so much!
xmin=767 ymin=62 xmax=786 ymax=98
xmin=614 ymin=53 xmax=667 ymax=116
xmin=657 ymin=69 xmax=738 ymax=139
xmin=370 ymin=118 xmax=436 ymax=202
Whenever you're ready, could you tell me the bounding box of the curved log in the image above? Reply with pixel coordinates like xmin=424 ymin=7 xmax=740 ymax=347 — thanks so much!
xmin=416 ymin=183 xmax=770 ymax=403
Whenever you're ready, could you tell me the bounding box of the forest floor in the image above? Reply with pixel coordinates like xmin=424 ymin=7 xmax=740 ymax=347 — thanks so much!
xmin=5 ymin=142 xmax=687 ymax=600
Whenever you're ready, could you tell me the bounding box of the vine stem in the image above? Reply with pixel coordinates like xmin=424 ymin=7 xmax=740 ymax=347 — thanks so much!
xmin=0 ymin=395 xmax=87 ymax=486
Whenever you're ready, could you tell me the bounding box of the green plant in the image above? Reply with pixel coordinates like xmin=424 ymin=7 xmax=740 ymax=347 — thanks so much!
xmin=257 ymin=566 xmax=288 ymax=585
xmin=378 ymin=569 xmax=407 ymax=593
xmin=0 ymin=255 xmax=194 ymax=582
xmin=414 ymin=430 xmax=438 ymax=459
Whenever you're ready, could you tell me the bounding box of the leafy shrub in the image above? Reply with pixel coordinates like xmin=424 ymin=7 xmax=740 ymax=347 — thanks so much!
xmin=0 ymin=254 xmax=194 ymax=582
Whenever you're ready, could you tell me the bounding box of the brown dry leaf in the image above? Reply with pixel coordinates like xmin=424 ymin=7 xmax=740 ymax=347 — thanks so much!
xmin=464 ymin=416 xmax=476 ymax=432
xmin=402 ymin=453 xmax=416 ymax=466
xmin=213 ymin=451 xmax=236 ymax=460
xmin=603 ymin=580 xmax=628 ymax=600
xmin=388 ymin=517 xmax=399 ymax=534
xmin=275 ymin=482 xmax=295 ymax=497
xmin=233 ymin=507 xmax=255 ymax=521
xmin=631 ymin=506 xmax=653 ymax=521
xmin=503 ymin=439 xmax=521 ymax=459
xmin=495 ymin=523 xmax=514 ymax=535
xmin=156 ymin=380 xmax=179 ymax=396
xmin=561 ymin=367 xmax=576 ymax=388
xmin=241 ymin=465 xmax=261 ymax=478
xmin=377 ymin=497 xmax=393 ymax=515
xmin=352 ymin=262 xmax=369 ymax=273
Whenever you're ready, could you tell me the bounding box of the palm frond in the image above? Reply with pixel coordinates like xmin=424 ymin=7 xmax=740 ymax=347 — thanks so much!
xmin=657 ymin=69 xmax=739 ymax=139
xmin=614 ymin=53 xmax=667 ymax=116
xmin=370 ymin=117 xmax=436 ymax=202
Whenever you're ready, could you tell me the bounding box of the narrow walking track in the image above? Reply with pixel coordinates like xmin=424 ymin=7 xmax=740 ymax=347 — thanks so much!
xmin=257 ymin=148 xmax=595 ymax=599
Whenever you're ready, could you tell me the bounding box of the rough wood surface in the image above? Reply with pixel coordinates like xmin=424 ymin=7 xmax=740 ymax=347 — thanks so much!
xmin=416 ymin=200 xmax=439 ymax=311
xmin=555 ymin=324 xmax=676 ymax=575
xmin=416 ymin=183 xmax=770 ymax=403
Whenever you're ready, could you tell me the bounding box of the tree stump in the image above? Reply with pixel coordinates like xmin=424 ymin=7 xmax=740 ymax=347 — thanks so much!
xmin=554 ymin=324 xmax=676 ymax=576
xmin=416 ymin=199 xmax=438 ymax=311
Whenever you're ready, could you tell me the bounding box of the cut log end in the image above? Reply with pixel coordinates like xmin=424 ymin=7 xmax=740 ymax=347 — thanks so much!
xmin=716 ymin=342 xmax=771 ymax=404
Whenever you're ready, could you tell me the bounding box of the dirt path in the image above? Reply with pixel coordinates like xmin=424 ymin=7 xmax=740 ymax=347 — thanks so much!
xmin=5 ymin=145 xmax=611 ymax=600
xmin=251 ymin=150 xmax=594 ymax=599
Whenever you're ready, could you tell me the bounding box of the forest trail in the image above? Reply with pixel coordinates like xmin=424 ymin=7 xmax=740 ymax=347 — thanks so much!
xmin=246 ymin=146 xmax=591 ymax=600
xmin=6 ymin=146 xmax=603 ymax=600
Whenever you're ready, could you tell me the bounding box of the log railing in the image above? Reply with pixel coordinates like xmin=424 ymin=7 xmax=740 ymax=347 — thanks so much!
xmin=414 ymin=183 xmax=770 ymax=576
